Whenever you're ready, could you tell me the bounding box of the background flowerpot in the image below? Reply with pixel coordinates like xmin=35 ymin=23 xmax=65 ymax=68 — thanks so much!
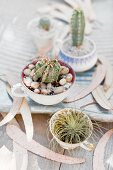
xmin=28 ymin=17 xmax=56 ymax=54
xmin=59 ymin=37 xmax=97 ymax=72
xmin=49 ymin=108 xmax=94 ymax=150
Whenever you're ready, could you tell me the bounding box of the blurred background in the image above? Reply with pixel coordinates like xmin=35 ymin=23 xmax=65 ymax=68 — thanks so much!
xmin=0 ymin=0 xmax=112 ymax=80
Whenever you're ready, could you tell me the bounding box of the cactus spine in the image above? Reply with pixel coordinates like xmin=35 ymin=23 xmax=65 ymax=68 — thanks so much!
xmin=71 ymin=9 xmax=85 ymax=47
xmin=33 ymin=59 xmax=61 ymax=83
xmin=38 ymin=17 xmax=51 ymax=31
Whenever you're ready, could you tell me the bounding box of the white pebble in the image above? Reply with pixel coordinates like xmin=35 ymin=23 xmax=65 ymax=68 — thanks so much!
xmin=30 ymin=69 xmax=35 ymax=77
xmin=54 ymin=86 xmax=64 ymax=94
xmin=59 ymin=78 xmax=66 ymax=86
xmin=24 ymin=69 xmax=31 ymax=76
xmin=34 ymin=89 xmax=40 ymax=94
xmin=40 ymin=83 xmax=46 ymax=89
xmin=24 ymin=77 xmax=32 ymax=87
xmin=66 ymin=73 xmax=73 ymax=82
xmin=28 ymin=64 xmax=35 ymax=70
xmin=64 ymin=83 xmax=72 ymax=89
xmin=47 ymin=83 xmax=52 ymax=89
xmin=61 ymin=66 xmax=69 ymax=75
xmin=41 ymin=89 xmax=48 ymax=95
xmin=31 ymin=82 xmax=40 ymax=89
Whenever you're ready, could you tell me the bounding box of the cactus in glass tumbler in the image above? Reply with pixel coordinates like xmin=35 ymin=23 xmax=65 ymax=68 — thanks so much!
xmin=38 ymin=17 xmax=51 ymax=31
xmin=33 ymin=59 xmax=61 ymax=83
xmin=71 ymin=9 xmax=85 ymax=47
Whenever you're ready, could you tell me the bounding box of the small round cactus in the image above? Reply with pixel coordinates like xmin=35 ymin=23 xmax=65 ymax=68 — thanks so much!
xmin=23 ymin=58 xmax=73 ymax=95
xmin=33 ymin=59 xmax=61 ymax=83
xmin=71 ymin=9 xmax=85 ymax=47
xmin=38 ymin=17 xmax=51 ymax=31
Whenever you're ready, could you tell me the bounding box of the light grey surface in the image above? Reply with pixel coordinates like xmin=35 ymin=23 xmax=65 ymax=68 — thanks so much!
xmin=0 ymin=0 xmax=113 ymax=122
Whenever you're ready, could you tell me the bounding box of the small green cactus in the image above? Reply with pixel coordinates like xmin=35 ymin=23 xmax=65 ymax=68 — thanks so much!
xmin=71 ymin=9 xmax=85 ymax=47
xmin=38 ymin=17 xmax=51 ymax=31
xmin=33 ymin=59 xmax=61 ymax=83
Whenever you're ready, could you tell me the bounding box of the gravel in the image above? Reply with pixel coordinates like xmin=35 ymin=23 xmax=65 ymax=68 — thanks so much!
xmin=62 ymin=38 xmax=94 ymax=57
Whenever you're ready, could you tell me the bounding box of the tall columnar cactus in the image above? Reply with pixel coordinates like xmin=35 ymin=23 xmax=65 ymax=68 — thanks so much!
xmin=38 ymin=17 xmax=51 ymax=31
xmin=33 ymin=59 xmax=61 ymax=83
xmin=71 ymin=9 xmax=85 ymax=47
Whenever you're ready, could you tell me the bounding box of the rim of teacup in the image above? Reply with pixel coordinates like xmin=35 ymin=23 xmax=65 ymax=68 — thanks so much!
xmin=60 ymin=37 xmax=96 ymax=59
xmin=49 ymin=108 xmax=93 ymax=146
xmin=21 ymin=60 xmax=76 ymax=97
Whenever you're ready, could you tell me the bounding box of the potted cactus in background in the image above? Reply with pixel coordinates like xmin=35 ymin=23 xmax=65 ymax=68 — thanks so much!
xmin=28 ymin=16 xmax=56 ymax=55
xmin=38 ymin=17 xmax=51 ymax=31
xmin=59 ymin=9 xmax=97 ymax=72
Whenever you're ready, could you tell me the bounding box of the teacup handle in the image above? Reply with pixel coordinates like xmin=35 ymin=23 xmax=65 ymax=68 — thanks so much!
xmin=80 ymin=141 xmax=94 ymax=151
xmin=11 ymin=83 xmax=27 ymax=97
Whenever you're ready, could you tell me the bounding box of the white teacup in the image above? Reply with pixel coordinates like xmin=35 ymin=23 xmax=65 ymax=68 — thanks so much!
xmin=27 ymin=17 xmax=56 ymax=53
xmin=11 ymin=61 xmax=75 ymax=105
xmin=49 ymin=108 xmax=94 ymax=151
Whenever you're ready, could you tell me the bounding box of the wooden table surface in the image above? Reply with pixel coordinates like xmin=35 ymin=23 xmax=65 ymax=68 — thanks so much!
xmin=0 ymin=114 xmax=113 ymax=170
xmin=0 ymin=0 xmax=113 ymax=169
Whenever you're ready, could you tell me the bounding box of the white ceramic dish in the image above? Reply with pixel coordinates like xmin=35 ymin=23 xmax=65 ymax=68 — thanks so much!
xmin=11 ymin=61 xmax=75 ymax=106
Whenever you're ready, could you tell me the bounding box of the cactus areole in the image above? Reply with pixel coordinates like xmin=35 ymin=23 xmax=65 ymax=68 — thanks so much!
xmin=71 ymin=9 xmax=85 ymax=47
xmin=33 ymin=59 xmax=61 ymax=83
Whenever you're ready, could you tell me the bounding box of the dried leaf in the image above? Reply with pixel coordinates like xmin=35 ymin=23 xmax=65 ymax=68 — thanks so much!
xmin=64 ymin=0 xmax=77 ymax=8
xmin=93 ymin=129 xmax=113 ymax=170
xmin=50 ymin=10 xmax=69 ymax=23
xmin=52 ymin=3 xmax=72 ymax=15
xmin=6 ymin=125 xmax=85 ymax=165
xmin=8 ymin=73 xmax=33 ymax=141
xmin=92 ymin=57 xmax=113 ymax=110
xmin=64 ymin=63 xmax=106 ymax=103
xmin=99 ymin=56 xmax=113 ymax=91
xmin=6 ymin=83 xmax=33 ymax=141
xmin=13 ymin=142 xmax=28 ymax=170
xmin=20 ymin=98 xmax=33 ymax=142
xmin=82 ymin=0 xmax=96 ymax=21
xmin=0 ymin=73 xmax=23 ymax=126
xmin=0 ymin=146 xmax=16 ymax=170
xmin=1 ymin=113 xmax=28 ymax=170
xmin=106 ymin=153 xmax=113 ymax=168
xmin=105 ymin=82 xmax=113 ymax=99
xmin=37 ymin=5 xmax=52 ymax=14
xmin=0 ymin=97 xmax=23 ymax=126
xmin=2 ymin=73 xmax=33 ymax=141
xmin=52 ymin=3 xmax=72 ymax=21
xmin=92 ymin=86 xmax=113 ymax=110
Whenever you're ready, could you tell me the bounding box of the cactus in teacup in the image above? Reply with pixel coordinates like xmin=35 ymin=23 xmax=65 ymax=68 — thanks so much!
xmin=33 ymin=59 xmax=61 ymax=83
xmin=38 ymin=17 xmax=51 ymax=31
xmin=71 ymin=9 xmax=85 ymax=47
